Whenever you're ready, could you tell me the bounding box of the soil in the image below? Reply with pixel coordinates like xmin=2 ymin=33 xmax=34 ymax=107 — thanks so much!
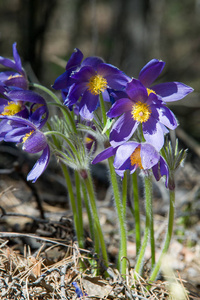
xmin=0 ymin=141 xmax=200 ymax=299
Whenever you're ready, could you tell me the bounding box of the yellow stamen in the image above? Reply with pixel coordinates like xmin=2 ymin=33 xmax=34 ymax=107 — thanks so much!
xmin=1 ymin=101 xmax=21 ymax=116
xmin=85 ymin=136 xmax=93 ymax=144
xmin=7 ymin=74 xmax=22 ymax=80
xmin=147 ymin=88 xmax=156 ymax=96
xmin=22 ymin=131 xmax=34 ymax=143
xmin=130 ymin=146 xmax=143 ymax=169
xmin=87 ymin=74 xmax=108 ymax=95
xmin=131 ymin=101 xmax=151 ymax=123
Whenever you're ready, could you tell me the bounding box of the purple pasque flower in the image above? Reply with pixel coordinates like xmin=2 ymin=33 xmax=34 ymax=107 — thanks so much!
xmin=92 ymin=141 xmax=169 ymax=187
xmin=65 ymin=59 xmax=130 ymax=120
xmin=138 ymin=59 xmax=193 ymax=102
xmin=72 ymin=282 xmax=87 ymax=298
xmin=0 ymin=89 xmax=48 ymax=129
xmin=108 ymin=78 xmax=178 ymax=151
xmin=0 ymin=115 xmax=50 ymax=182
xmin=0 ymin=43 xmax=28 ymax=89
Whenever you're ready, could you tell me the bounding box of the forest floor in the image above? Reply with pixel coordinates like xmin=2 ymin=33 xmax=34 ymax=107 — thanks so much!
xmin=0 ymin=140 xmax=200 ymax=299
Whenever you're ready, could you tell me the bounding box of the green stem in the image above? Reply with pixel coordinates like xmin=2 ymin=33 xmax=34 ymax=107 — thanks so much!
xmin=84 ymin=170 xmax=108 ymax=268
xmin=134 ymin=174 xmax=152 ymax=275
xmin=132 ymin=171 xmax=141 ymax=256
xmin=44 ymin=131 xmax=77 ymax=153
xmin=149 ymin=177 xmax=155 ymax=268
xmin=61 ymin=164 xmax=83 ymax=249
xmin=81 ymin=180 xmax=95 ymax=242
xmin=99 ymin=93 xmax=107 ymax=129
xmin=75 ymin=171 xmax=84 ymax=249
xmin=99 ymin=91 xmax=127 ymax=275
xmin=108 ymin=157 xmax=127 ymax=276
xmin=31 ymin=82 xmax=77 ymax=133
xmin=122 ymin=171 xmax=127 ymax=219
xmin=30 ymin=82 xmax=62 ymax=105
xmin=149 ymin=189 xmax=175 ymax=282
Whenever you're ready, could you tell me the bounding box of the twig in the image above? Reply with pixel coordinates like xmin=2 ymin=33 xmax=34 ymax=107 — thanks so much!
xmin=0 ymin=206 xmax=48 ymax=223
xmin=60 ymin=264 xmax=68 ymax=300
xmin=0 ymin=232 xmax=91 ymax=253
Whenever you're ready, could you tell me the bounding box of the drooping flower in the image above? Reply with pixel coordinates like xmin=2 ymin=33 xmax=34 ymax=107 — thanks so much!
xmin=138 ymin=59 xmax=193 ymax=102
xmin=84 ymin=133 xmax=97 ymax=154
xmin=0 ymin=89 xmax=49 ymax=143
xmin=92 ymin=141 xmax=169 ymax=187
xmin=0 ymin=115 xmax=50 ymax=182
xmin=107 ymin=78 xmax=177 ymax=151
xmin=0 ymin=89 xmax=50 ymax=182
xmin=0 ymin=43 xmax=28 ymax=89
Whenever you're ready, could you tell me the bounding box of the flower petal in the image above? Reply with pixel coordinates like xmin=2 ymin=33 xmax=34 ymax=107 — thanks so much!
xmin=7 ymin=90 xmax=46 ymax=105
xmin=4 ymin=127 xmax=31 ymax=143
xmin=114 ymin=142 xmax=138 ymax=169
xmin=97 ymin=63 xmax=130 ymax=89
xmin=5 ymin=75 xmax=27 ymax=90
xmin=92 ymin=146 xmax=117 ymax=164
xmin=101 ymin=89 xmax=110 ymax=102
xmin=52 ymin=70 xmax=74 ymax=90
xmin=27 ymin=145 xmax=50 ymax=183
xmin=81 ymin=56 xmax=104 ymax=69
xmin=0 ymin=119 xmax=13 ymax=141
xmin=79 ymin=90 xmax=99 ymax=120
xmin=156 ymin=105 xmax=178 ymax=130
xmin=12 ymin=43 xmax=25 ymax=75
xmin=125 ymin=79 xmax=148 ymax=101
xmin=65 ymin=82 xmax=87 ymax=106
xmin=152 ymin=82 xmax=194 ymax=102
xmin=140 ymin=143 xmax=160 ymax=169
xmin=110 ymin=112 xmax=138 ymax=147
xmin=0 ymin=115 xmax=37 ymax=129
xmin=139 ymin=59 xmax=165 ymax=87
xmin=107 ymin=98 xmax=133 ymax=118
xmin=71 ymin=66 xmax=95 ymax=82
xmin=152 ymin=156 xmax=169 ymax=188
xmin=0 ymin=55 xmax=16 ymax=70
xmin=23 ymin=130 xmax=47 ymax=153
xmin=143 ymin=119 xmax=164 ymax=151
xmin=66 ymin=48 xmax=83 ymax=70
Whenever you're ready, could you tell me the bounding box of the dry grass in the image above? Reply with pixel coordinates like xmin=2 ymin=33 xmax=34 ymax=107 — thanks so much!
xmin=0 ymin=236 xmax=192 ymax=300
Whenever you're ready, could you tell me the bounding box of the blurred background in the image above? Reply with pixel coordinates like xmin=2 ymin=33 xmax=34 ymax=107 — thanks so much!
xmin=0 ymin=0 xmax=199 ymax=147
xmin=0 ymin=2 xmax=200 ymax=290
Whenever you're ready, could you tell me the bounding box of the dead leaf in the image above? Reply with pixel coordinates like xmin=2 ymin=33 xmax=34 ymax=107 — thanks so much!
xmin=82 ymin=275 xmax=113 ymax=298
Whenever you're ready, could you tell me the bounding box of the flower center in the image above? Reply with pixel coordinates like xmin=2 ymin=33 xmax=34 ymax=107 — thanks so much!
xmin=1 ymin=101 xmax=21 ymax=116
xmin=130 ymin=146 xmax=143 ymax=169
xmin=22 ymin=130 xmax=34 ymax=143
xmin=147 ymin=88 xmax=156 ymax=96
xmin=87 ymin=74 xmax=108 ymax=95
xmin=131 ymin=101 xmax=151 ymax=123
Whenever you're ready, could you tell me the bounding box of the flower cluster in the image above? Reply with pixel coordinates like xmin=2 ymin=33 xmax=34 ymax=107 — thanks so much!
xmin=53 ymin=49 xmax=193 ymax=187
xmin=0 ymin=43 xmax=194 ymax=279
xmin=0 ymin=43 xmax=50 ymax=182
xmin=0 ymin=44 xmax=193 ymax=185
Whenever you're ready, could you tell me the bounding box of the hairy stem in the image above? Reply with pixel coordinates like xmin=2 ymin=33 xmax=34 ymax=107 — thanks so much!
xmin=134 ymin=174 xmax=152 ymax=275
xmin=132 ymin=171 xmax=141 ymax=255
xmin=150 ymin=189 xmax=175 ymax=281
xmin=84 ymin=170 xmax=108 ymax=268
